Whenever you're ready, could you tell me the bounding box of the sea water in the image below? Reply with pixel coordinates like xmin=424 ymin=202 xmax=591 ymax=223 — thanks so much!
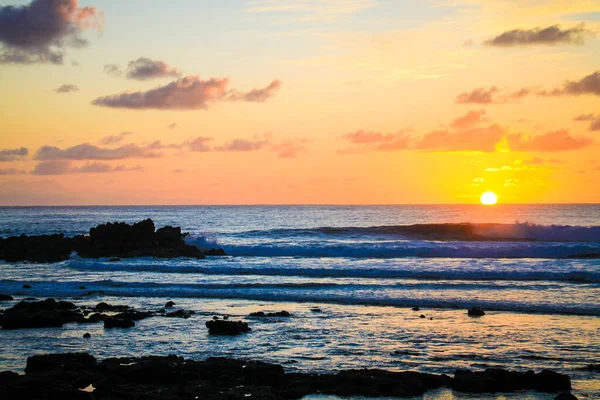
xmin=0 ymin=205 xmax=598 ymax=399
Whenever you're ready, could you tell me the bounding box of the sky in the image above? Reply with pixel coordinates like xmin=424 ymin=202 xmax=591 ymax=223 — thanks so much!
xmin=0 ymin=0 xmax=599 ymax=205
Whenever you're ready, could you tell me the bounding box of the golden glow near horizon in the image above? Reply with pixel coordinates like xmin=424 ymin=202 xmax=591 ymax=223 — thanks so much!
xmin=0 ymin=0 xmax=599 ymax=205
xmin=480 ymin=192 xmax=498 ymax=206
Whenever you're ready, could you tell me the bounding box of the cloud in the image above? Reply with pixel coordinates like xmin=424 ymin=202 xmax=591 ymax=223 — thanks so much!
xmin=31 ymin=160 xmax=144 ymax=175
xmin=98 ymin=131 xmax=133 ymax=145
xmin=217 ymin=138 xmax=269 ymax=152
xmin=269 ymin=138 xmax=309 ymax=158
xmin=574 ymin=113 xmax=600 ymax=131
xmin=0 ymin=168 xmax=26 ymax=175
xmin=228 ymin=79 xmax=282 ymax=102
xmin=92 ymin=76 xmax=282 ymax=110
xmin=35 ymin=143 xmax=160 ymax=160
xmin=507 ymin=130 xmax=593 ymax=152
xmin=484 ymin=24 xmax=590 ymax=47
xmin=126 ymin=57 xmax=181 ymax=80
xmin=54 ymin=84 xmax=78 ymax=93
xmin=415 ymin=125 xmax=505 ymax=152
xmin=167 ymin=123 xmax=178 ymax=129
xmin=103 ymin=63 xmax=122 ymax=77
xmin=504 ymin=178 xmax=519 ymax=187
xmin=0 ymin=0 xmax=104 ymax=65
xmin=541 ymin=71 xmax=600 ymax=97
xmin=341 ymin=130 xmax=412 ymax=152
xmin=186 ymin=137 xmax=213 ymax=152
xmin=451 ymin=109 xmax=487 ymax=128
xmin=0 ymin=147 xmax=28 ymax=161
xmin=456 ymin=87 xmax=530 ymax=104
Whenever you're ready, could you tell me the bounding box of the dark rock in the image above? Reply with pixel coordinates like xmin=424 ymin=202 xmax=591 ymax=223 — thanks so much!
xmin=78 ymin=313 xmax=108 ymax=323
xmin=310 ymin=308 xmax=323 ymax=313
xmin=113 ymin=310 xmax=153 ymax=321
xmin=22 ymin=285 xmax=32 ymax=289
xmin=249 ymin=310 xmax=291 ymax=317
xmin=555 ymin=392 xmax=578 ymax=400
xmin=94 ymin=302 xmax=130 ymax=312
xmin=104 ymin=317 xmax=135 ymax=329
xmin=412 ymin=306 xmax=420 ymax=311
xmin=206 ymin=320 xmax=251 ymax=335
xmin=0 ymin=353 xmax=577 ymax=399
xmin=452 ymin=368 xmax=571 ymax=393
xmin=586 ymin=363 xmax=599 ymax=371
xmin=1 ymin=298 xmax=82 ymax=330
xmin=0 ymin=219 xmax=226 ymax=262
xmin=165 ymin=301 xmax=176 ymax=308
xmin=0 ymin=294 xmax=13 ymax=301
xmin=468 ymin=307 xmax=486 ymax=317
xmin=420 ymin=314 xmax=426 ymax=318
xmin=26 ymin=353 xmax=97 ymax=374
xmin=203 ymin=248 xmax=227 ymax=256
xmin=78 ymin=286 xmax=86 ymax=290
xmin=83 ymin=333 xmax=91 ymax=339
xmin=165 ymin=310 xmax=194 ymax=319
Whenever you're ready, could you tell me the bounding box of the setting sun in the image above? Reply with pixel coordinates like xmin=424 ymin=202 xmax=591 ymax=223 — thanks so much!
xmin=480 ymin=192 xmax=498 ymax=205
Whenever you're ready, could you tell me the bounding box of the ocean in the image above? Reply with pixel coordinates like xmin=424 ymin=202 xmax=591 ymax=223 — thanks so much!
xmin=0 ymin=205 xmax=599 ymax=399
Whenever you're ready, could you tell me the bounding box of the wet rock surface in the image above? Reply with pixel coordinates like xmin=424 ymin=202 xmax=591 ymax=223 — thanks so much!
xmin=206 ymin=320 xmax=251 ymax=335
xmin=249 ymin=310 xmax=292 ymax=317
xmin=467 ymin=306 xmax=486 ymax=317
xmin=0 ymin=219 xmax=226 ymax=262
xmin=0 ymin=353 xmax=574 ymax=400
xmin=452 ymin=368 xmax=571 ymax=393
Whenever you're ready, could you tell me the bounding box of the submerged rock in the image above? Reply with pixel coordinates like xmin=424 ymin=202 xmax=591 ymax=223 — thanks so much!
xmin=165 ymin=301 xmax=176 ymax=308
xmin=165 ymin=310 xmax=194 ymax=319
xmin=206 ymin=320 xmax=251 ymax=335
xmin=468 ymin=307 xmax=486 ymax=317
xmin=0 ymin=294 xmax=13 ymax=301
xmin=83 ymin=332 xmax=91 ymax=339
xmin=555 ymin=392 xmax=578 ymax=400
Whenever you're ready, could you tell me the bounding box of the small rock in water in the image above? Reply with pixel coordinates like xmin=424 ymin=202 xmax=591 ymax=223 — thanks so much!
xmin=467 ymin=307 xmax=486 ymax=317
xmin=310 ymin=308 xmax=323 ymax=313
xmin=0 ymin=294 xmax=13 ymax=301
xmin=206 ymin=320 xmax=251 ymax=335
xmin=212 ymin=316 xmax=219 ymax=320
xmin=22 ymin=285 xmax=32 ymax=289
xmin=83 ymin=333 xmax=91 ymax=338
xmin=412 ymin=306 xmax=420 ymax=311
xmin=104 ymin=317 xmax=135 ymax=329
xmin=165 ymin=301 xmax=176 ymax=308
xmin=249 ymin=310 xmax=291 ymax=317
xmin=419 ymin=314 xmax=426 ymax=319
xmin=586 ymin=363 xmax=599 ymax=372
xmin=78 ymin=286 xmax=86 ymax=290
xmin=555 ymin=393 xmax=578 ymax=400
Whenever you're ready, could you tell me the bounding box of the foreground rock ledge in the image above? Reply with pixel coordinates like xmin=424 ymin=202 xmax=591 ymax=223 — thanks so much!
xmin=0 ymin=219 xmax=226 ymax=262
xmin=0 ymin=353 xmax=573 ymax=400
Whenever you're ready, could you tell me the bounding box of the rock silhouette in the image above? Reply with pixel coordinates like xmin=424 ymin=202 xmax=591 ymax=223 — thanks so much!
xmin=0 ymin=219 xmax=226 ymax=262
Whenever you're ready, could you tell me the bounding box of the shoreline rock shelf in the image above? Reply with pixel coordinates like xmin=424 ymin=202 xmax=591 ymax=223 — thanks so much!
xmin=0 ymin=219 xmax=226 ymax=262
xmin=0 ymin=352 xmax=574 ymax=399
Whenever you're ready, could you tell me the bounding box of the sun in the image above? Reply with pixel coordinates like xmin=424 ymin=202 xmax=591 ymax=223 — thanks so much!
xmin=480 ymin=191 xmax=498 ymax=205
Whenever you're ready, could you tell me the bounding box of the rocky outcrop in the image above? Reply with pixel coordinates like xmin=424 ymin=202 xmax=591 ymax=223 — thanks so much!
xmin=1 ymin=299 xmax=82 ymax=330
xmin=0 ymin=353 xmax=573 ymax=400
xmin=0 ymin=294 xmax=13 ymax=301
xmin=452 ymin=368 xmax=571 ymax=393
xmin=0 ymin=219 xmax=226 ymax=262
xmin=104 ymin=317 xmax=135 ymax=329
xmin=206 ymin=320 xmax=251 ymax=335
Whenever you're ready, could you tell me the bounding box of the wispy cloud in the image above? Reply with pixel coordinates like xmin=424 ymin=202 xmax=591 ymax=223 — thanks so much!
xmin=98 ymin=132 xmax=133 ymax=145
xmin=574 ymin=113 xmax=600 ymax=131
xmin=126 ymin=57 xmax=182 ymax=80
xmin=507 ymin=130 xmax=593 ymax=152
xmin=35 ymin=143 xmax=160 ymax=161
xmin=92 ymin=76 xmax=281 ymax=110
xmin=31 ymin=160 xmax=144 ymax=175
xmin=54 ymin=84 xmax=79 ymax=93
xmin=484 ymin=23 xmax=590 ymax=47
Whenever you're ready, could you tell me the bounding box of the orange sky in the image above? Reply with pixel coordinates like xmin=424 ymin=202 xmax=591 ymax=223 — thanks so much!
xmin=0 ymin=0 xmax=599 ymax=205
